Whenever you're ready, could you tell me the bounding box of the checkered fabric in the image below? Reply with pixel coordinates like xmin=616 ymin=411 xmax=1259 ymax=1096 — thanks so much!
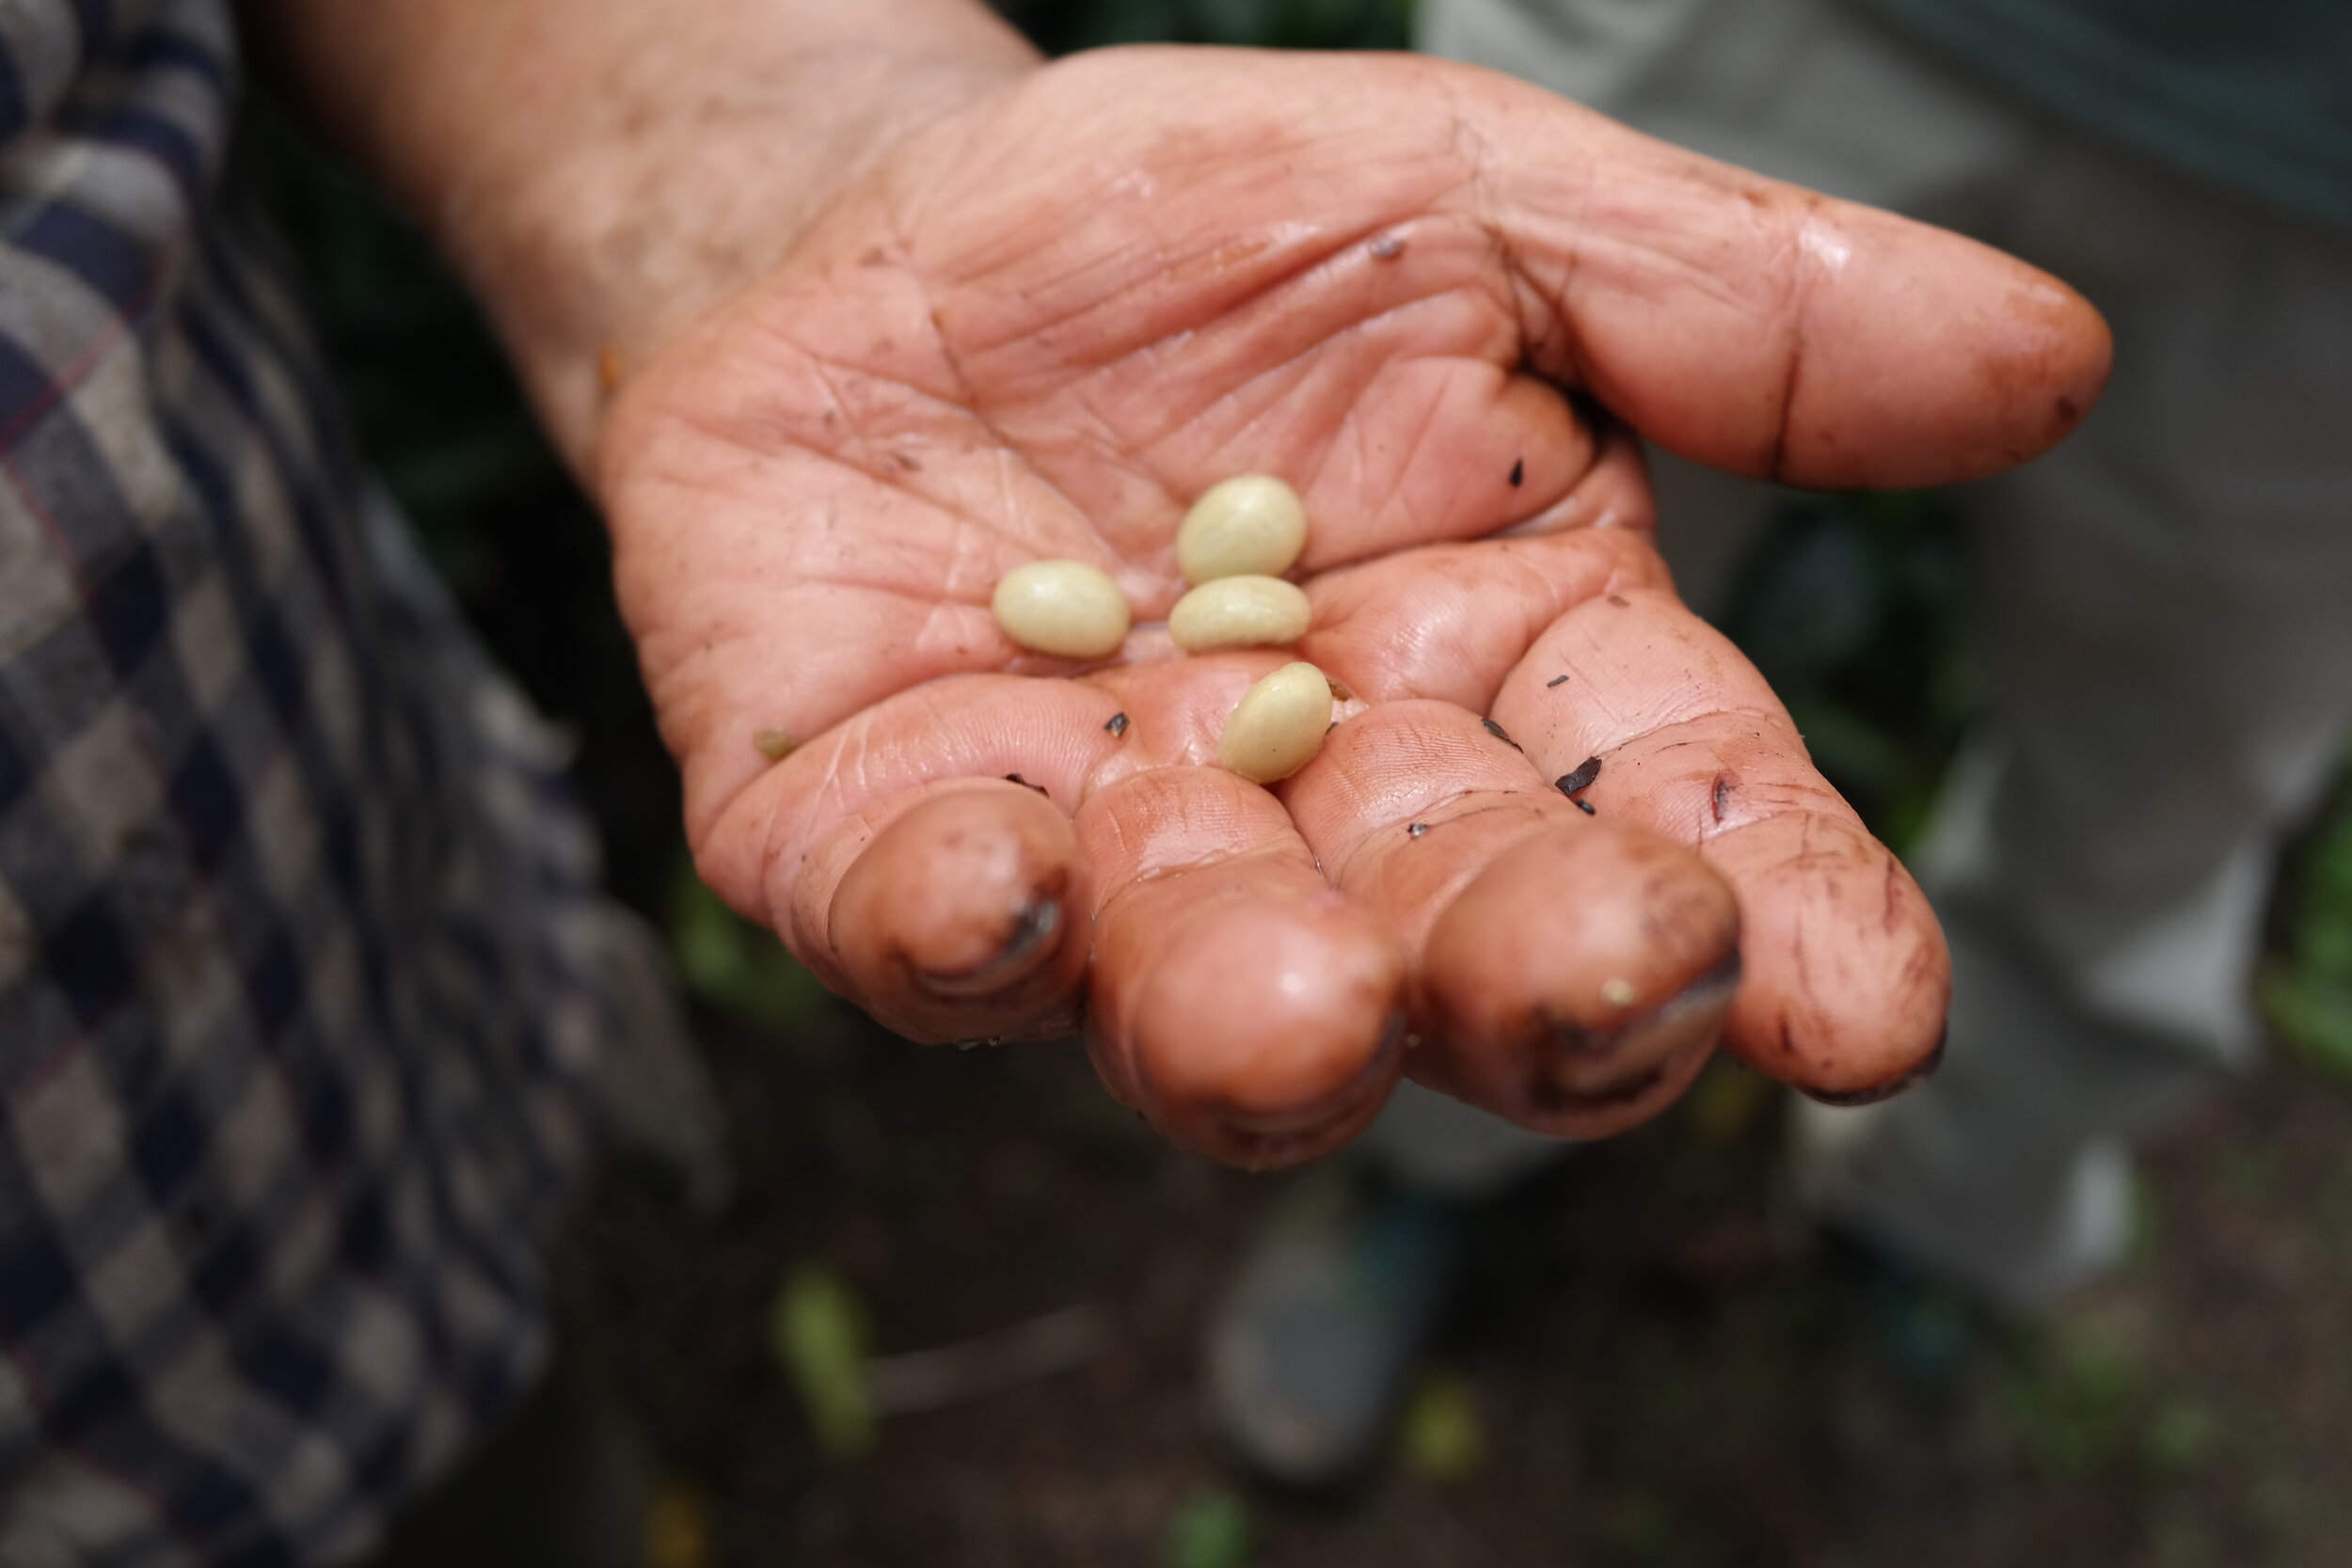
xmin=0 ymin=3 xmax=618 ymax=1563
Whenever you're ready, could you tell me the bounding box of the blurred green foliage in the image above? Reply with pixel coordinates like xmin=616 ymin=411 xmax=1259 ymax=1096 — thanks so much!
xmin=771 ymin=1263 xmax=879 ymax=1457
xmin=1397 ymin=1367 xmax=1487 ymax=1481
xmin=2259 ymin=768 xmax=2352 ymax=1085
xmin=1717 ymin=489 xmax=1975 ymax=851
xmin=1162 ymin=1487 xmax=1251 ymax=1568
xmin=1994 ymin=1323 xmax=2233 ymax=1494
xmin=668 ymin=862 xmax=836 ymax=1031
xmin=1996 ymin=1324 xmax=2146 ymax=1478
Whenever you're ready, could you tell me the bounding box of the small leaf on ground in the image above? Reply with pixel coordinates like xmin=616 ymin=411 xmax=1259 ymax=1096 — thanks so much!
xmin=1400 ymin=1366 xmax=1487 ymax=1481
xmin=1164 ymin=1486 xmax=1250 ymax=1568
xmin=770 ymin=1262 xmax=875 ymax=1457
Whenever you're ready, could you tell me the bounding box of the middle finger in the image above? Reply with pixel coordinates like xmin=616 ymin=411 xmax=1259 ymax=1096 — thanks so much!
xmin=1280 ymin=699 xmax=1739 ymax=1137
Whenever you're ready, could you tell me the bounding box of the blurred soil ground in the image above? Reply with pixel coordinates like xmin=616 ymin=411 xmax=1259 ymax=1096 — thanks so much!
xmin=570 ymin=995 xmax=2352 ymax=1568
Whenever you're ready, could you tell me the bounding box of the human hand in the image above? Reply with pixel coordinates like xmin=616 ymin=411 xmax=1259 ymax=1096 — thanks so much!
xmin=595 ymin=47 xmax=2108 ymax=1164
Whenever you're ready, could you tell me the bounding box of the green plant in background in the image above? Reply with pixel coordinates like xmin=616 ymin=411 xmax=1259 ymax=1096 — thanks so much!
xmin=2140 ymin=1394 xmax=2221 ymax=1476
xmin=1397 ymin=1366 xmax=1487 ymax=1481
xmin=2258 ymin=765 xmax=2352 ymax=1085
xmin=1162 ymin=1487 xmax=1251 ymax=1568
xmin=1718 ymin=489 xmax=1978 ymax=853
xmin=668 ymin=859 xmax=836 ymax=1032
xmin=1995 ymin=1323 xmax=2234 ymax=1501
xmin=1996 ymin=1323 xmax=2147 ymax=1479
xmin=771 ymin=1263 xmax=878 ymax=1457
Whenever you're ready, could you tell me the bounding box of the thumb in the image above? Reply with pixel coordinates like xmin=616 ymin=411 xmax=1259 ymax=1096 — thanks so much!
xmin=1462 ymin=62 xmax=2111 ymax=485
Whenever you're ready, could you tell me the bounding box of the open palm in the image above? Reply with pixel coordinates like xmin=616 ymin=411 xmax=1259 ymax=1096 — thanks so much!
xmin=599 ymin=47 xmax=2108 ymax=1165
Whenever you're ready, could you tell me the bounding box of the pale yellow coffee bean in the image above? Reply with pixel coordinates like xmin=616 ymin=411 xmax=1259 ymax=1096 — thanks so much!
xmin=1219 ymin=660 xmax=1336 ymax=784
xmin=1177 ymin=474 xmax=1308 ymax=585
xmin=1168 ymin=576 xmax=1311 ymax=652
xmin=992 ymin=560 xmax=1132 ymax=659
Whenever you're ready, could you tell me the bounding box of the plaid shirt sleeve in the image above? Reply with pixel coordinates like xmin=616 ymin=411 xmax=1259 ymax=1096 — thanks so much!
xmin=0 ymin=3 xmax=621 ymax=1562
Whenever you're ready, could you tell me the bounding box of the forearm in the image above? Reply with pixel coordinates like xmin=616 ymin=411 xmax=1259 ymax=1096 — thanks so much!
xmin=241 ymin=0 xmax=1040 ymax=470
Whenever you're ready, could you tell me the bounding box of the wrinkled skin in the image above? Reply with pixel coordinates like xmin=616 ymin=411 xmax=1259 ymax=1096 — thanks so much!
xmin=598 ymin=48 xmax=2109 ymax=1165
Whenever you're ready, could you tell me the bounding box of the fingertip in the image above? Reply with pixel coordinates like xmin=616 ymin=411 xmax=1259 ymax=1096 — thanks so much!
xmin=1707 ymin=813 xmax=1951 ymax=1096
xmin=1799 ymin=1026 xmax=1946 ymax=1107
xmin=2033 ymin=269 xmax=2114 ymax=436
xmin=829 ymin=782 xmax=1092 ymax=1043
xmin=1891 ymin=238 xmax=2114 ymax=483
xmin=1483 ymin=99 xmax=2117 ymax=489
xmin=1415 ymin=820 xmax=1739 ymax=1136
xmin=1775 ymin=218 xmax=2117 ymax=486
xmin=1752 ymin=219 xmax=2117 ymax=487
xmin=1121 ymin=891 xmax=1406 ymax=1168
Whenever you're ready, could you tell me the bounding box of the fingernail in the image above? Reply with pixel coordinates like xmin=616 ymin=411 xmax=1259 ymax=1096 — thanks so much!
xmin=1539 ymin=951 xmax=1741 ymax=1102
xmin=912 ymin=897 xmax=1063 ymax=999
xmin=1213 ymin=1009 xmax=1406 ymax=1162
xmin=1521 ymin=1035 xmax=1717 ymax=1133
xmin=1800 ymin=1026 xmax=1948 ymax=1107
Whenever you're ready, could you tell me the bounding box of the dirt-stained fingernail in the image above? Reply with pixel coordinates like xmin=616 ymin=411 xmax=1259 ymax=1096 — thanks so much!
xmin=1539 ymin=951 xmax=1740 ymax=1103
xmin=912 ymin=896 xmax=1065 ymax=1000
xmin=1213 ymin=1009 xmax=1406 ymax=1165
xmin=1799 ymin=1025 xmax=1947 ymax=1107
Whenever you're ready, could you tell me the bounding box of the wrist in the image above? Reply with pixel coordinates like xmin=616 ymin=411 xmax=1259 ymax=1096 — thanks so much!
xmin=449 ymin=41 xmax=1034 ymax=473
xmin=245 ymin=0 xmax=1038 ymax=471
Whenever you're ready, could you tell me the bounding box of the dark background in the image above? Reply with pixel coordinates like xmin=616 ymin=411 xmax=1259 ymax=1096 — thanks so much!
xmin=251 ymin=2 xmax=2352 ymax=1561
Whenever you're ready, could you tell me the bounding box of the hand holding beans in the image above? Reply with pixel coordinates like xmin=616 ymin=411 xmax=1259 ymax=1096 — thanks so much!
xmin=599 ymin=48 xmax=2109 ymax=1164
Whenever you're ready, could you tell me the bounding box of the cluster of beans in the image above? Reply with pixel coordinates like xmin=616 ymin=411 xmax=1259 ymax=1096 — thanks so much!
xmin=991 ymin=476 xmax=1334 ymax=784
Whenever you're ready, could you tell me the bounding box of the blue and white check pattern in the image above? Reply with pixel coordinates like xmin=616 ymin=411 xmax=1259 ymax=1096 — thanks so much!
xmin=1 ymin=3 xmax=615 ymax=1562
